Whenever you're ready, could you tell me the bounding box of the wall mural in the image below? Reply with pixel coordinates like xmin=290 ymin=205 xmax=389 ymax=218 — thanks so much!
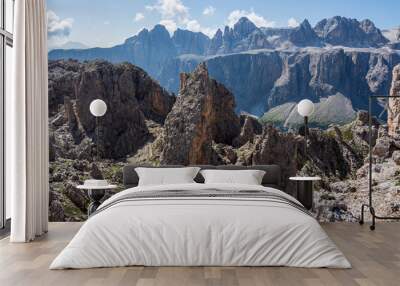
xmin=47 ymin=1 xmax=400 ymax=222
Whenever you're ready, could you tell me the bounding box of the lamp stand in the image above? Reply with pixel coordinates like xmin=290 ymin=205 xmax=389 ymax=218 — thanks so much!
xmin=96 ymin=116 xmax=100 ymax=162
xmin=304 ymin=116 xmax=308 ymax=156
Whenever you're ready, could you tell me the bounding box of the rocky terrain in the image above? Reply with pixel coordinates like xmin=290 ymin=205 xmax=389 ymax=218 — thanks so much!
xmin=49 ymin=16 xmax=400 ymax=121
xmin=48 ymin=60 xmax=175 ymax=220
xmin=48 ymin=60 xmax=400 ymax=222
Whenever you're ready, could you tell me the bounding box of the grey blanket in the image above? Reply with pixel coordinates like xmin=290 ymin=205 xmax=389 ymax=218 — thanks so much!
xmin=92 ymin=189 xmax=312 ymax=217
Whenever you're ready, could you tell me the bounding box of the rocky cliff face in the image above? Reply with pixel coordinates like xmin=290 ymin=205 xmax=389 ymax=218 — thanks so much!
xmin=314 ymin=16 xmax=388 ymax=47
xmin=388 ymin=64 xmax=400 ymax=136
xmin=212 ymin=17 xmax=273 ymax=54
xmin=160 ymin=63 xmax=240 ymax=164
xmin=49 ymin=60 xmax=175 ymax=159
xmin=48 ymin=16 xmax=398 ymax=120
xmin=289 ymin=20 xmax=321 ymax=47
xmin=159 ymin=48 xmax=400 ymax=118
xmin=49 ymin=25 xmax=177 ymax=77
xmin=172 ymin=29 xmax=210 ymax=55
xmin=267 ymin=48 xmax=400 ymax=111
xmin=48 ymin=60 xmax=175 ymax=221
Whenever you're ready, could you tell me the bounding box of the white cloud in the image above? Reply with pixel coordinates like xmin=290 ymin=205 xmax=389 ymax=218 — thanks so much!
xmin=146 ymin=0 xmax=188 ymax=22
xmin=160 ymin=19 xmax=178 ymax=34
xmin=201 ymin=27 xmax=217 ymax=37
xmin=146 ymin=0 xmax=216 ymax=36
xmin=203 ymin=6 xmax=215 ymax=16
xmin=104 ymin=20 xmax=110 ymax=25
xmin=47 ymin=10 xmax=74 ymax=50
xmin=227 ymin=9 xmax=275 ymax=28
xmin=134 ymin=12 xmax=145 ymax=22
xmin=47 ymin=10 xmax=74 ymax=38
xmin=288 ymin=17 xmax=300 ymax=28
xmin=185 ymin=19 xmax=216 ymax=37
xmin=186 ymin=19 xmax=201 ymax=32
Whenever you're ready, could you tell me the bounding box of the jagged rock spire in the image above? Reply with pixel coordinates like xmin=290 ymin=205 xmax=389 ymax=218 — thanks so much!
xmin=161 ymin=63 xmax=240 ymax=164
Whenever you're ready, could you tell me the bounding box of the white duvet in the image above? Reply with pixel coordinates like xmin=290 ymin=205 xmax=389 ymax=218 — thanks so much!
xmin=50 ymin=183 xmax=351 ymax=269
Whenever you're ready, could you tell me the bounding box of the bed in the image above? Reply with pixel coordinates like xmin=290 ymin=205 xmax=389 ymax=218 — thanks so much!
xmin=50 ymin=165 xmax=350 ymax=269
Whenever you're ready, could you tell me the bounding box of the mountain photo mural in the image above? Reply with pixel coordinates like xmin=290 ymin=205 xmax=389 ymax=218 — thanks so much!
xmin=47 ymin=0 xmax=400 ymax=222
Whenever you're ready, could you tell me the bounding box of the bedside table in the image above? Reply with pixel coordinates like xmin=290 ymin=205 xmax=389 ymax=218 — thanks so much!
xmin=77 ymin=184 xmax=117 ymax=216
xmin=289 ymin=177 xmax=321 ymax=210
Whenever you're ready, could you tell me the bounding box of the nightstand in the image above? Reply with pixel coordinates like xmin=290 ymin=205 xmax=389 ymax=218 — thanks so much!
xmin=77 ymin=184 xmax=117 ymax=216
xmin=289 ymin=177 xmax=321 ymax=210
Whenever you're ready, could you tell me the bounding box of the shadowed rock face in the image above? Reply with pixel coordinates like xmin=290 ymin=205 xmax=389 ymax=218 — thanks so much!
xmin=233 ymin=115 xmax=263 ymax=147
xmin=314 ymin=16 xmax=388 ymax=47
xmin=172 ymin=29 xmax=210 ymax=55
xmin=161 ymin=63 xmax=240 ymax=164
xmin=251 ymin=123 xmax=360 ymax=194
xmin=252 ymin=126 xmax=301 ymax=186
xmin=388 ymin=64 xmax=400 ymax=136
xmin=48 ymin=60 xmax=175 ymax=159
xmin=289 ymin=20 xmax=321 ymax=47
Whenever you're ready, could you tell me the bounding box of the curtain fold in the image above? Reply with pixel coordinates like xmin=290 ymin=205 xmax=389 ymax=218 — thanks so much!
xmin=8 ymin=0 xmax=49 ymax=242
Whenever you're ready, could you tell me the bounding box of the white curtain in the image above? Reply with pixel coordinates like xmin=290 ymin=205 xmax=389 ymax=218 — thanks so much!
xmin=7 ymin=0 xmax=49 ymax=242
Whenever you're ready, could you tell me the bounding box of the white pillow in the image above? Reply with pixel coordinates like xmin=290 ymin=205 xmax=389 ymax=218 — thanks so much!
xmin=200 ymin=169 xmax=266 ymax=185
xmin=135 ymin=167 xmax=200 ymax=186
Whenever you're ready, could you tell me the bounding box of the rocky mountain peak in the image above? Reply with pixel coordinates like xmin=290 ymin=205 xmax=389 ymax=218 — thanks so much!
xmin=161 ymin=63 xmax=240 ymax=164
xmin=172 ymin=29 xmax=210 ymax=55
xmin=152 ymin=24 xmax=170 ymax=36
xmin=233 ymin=17 xmax=258 ymax=38
xmin=388 ymin=64 xmax=400 ymax=136
xmin=314 ymin=16 xmax=387 ymax=47
xmin=124 ymin=35 xmax=138 ymax=45
xmin=179 ymin=62 xmax=209 ymax=90
xmin=289 ymin=19 xmax=321 ymax=46
xmin=136 ymin=28 xmax=149 ymax=39
xmin=214 ymin=28 xmax=223 ymax=38
xmin=224 ymin=26 xmax=231 ymax=34
xmin=360 ymin=19 xmax=389 ymax=45
xmin=360 ymin=19 xmax=376 ymax=32
xmin=301 ymin=19 xmax=312 ymax=28
xmin=315 ymin=16 xmax=360 ymax=42
xmin=192 ymin=62 xmax=209 ymax=77
xmin=148 ymin=24 xmax=173 ymax=44
xmin=208 ymin=29 xmax=223 ymax=55
xmin=48 ymin=59 xmax=175 ymax=159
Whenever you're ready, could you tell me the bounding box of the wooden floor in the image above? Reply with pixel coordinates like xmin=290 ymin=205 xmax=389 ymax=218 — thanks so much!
xmin=0 ymin=222 xmax=399 ymax=286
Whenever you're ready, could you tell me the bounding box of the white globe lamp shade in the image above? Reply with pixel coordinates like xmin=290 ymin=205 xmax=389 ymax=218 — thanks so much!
xmin=297 ymin=99 xmax=315 ymax=117
xmin=90 ymin=99 xmax=107 ymax=117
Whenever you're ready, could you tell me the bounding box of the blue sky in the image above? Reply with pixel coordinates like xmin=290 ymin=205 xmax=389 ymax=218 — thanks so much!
xmin=47 ymin=0 xmax=400 ymax=49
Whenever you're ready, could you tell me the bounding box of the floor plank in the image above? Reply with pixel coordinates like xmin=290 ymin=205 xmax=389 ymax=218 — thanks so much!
xmin=0 ymin=222 xmax=399 ymax=286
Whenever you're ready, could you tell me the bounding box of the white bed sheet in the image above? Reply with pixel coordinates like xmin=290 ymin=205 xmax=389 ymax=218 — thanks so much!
xmin=50 ymin=183 xmax=351 ymax=269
